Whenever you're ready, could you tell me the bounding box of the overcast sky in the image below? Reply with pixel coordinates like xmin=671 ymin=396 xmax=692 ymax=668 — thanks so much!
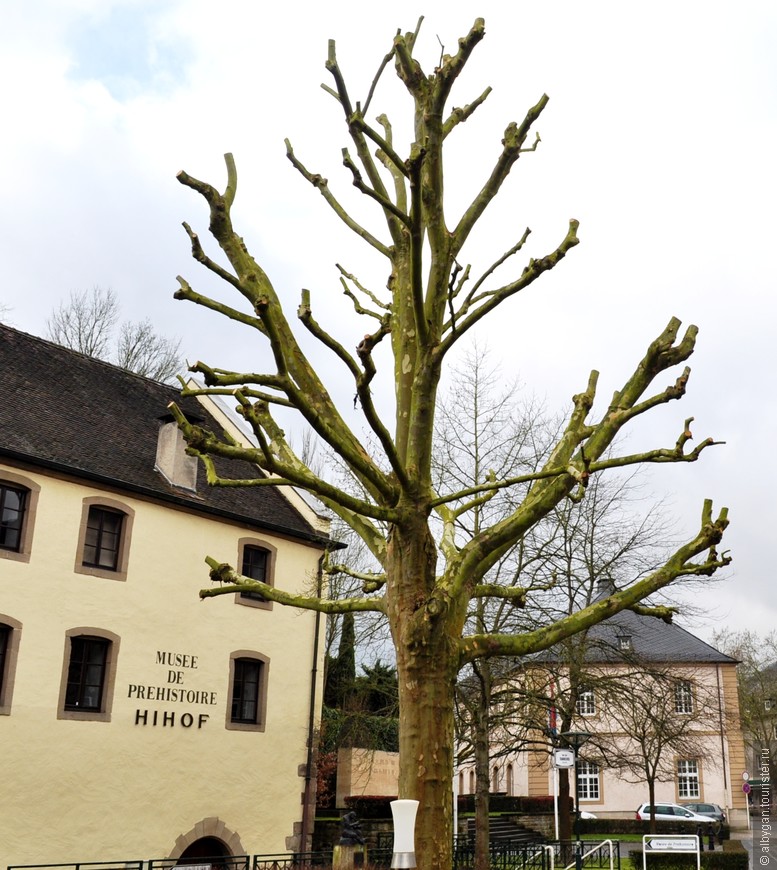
xmin=2 ymin=0 xmax=774 ymax=642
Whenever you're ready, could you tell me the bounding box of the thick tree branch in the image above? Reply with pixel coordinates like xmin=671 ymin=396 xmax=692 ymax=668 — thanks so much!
xmin=440 ymin=219 xmax=580 ymax=355
xmin=459 ymin=499 xmax=730 ymax=664
xmin=451 ymin=93 xmax=549 ymax=257
xmin=202 ymin=557 xmax=385 ymax=613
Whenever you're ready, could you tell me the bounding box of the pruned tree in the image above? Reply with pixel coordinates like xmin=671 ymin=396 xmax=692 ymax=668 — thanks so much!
xmin=169 ymin=19 xmax=730 ymax=870
xmin=46 ymin=286 xmax=183 ymax=383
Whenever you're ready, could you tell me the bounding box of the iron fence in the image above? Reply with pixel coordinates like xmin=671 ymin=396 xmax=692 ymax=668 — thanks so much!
xmin=148 ymin=856 xmax=249 ymax=870
xmin=8 ymin=839 xmax=620 ymax=870
xmin=7 ymin=863 xmax=144 ymax=870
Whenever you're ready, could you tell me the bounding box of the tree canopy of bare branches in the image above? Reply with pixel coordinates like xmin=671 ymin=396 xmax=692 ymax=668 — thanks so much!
xmin=168 ymin=19 xmax=729 ymax=870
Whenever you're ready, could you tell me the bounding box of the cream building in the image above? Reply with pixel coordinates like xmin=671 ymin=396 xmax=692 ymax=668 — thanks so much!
xmin=456 ymin=590 xmax=750 ymax=829
xmin=0 ymin=325 xmax=331 ymax=866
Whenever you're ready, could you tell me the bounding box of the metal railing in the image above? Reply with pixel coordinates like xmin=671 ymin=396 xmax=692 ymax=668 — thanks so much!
xmin=148 ymin=856 xmax=249 ymax=870
xmin=8 ymin=840 xmax=621 ymax=870
xmin=8 ymin=863 xmax=144 ymax=870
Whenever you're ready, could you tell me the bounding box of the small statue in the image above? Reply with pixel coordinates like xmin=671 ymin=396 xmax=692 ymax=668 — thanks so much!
xmin=339 ymin=810 xmax=365 ymax=846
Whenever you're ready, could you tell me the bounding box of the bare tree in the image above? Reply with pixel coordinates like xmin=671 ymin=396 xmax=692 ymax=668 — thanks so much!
xmin=594 ymin=667 xmax=721 ymax=832
xmin=169 ymin=20 xmax=729 ymax=870
xmin=46 ymin=286 xmax=182 ymax=383
xmin=713 ymin=630 xmax=777 ymax=789
xmin=47 ymin=286 xmax=119 ymax=359
xmin=116 ymin=319 xmax=182 ymax=382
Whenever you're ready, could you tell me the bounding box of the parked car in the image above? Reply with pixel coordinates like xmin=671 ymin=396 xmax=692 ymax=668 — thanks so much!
xmin=580 ymin=811 xmax=597 ymax=820
xmin=682 ymin=802 xmax=726 ymax=823
xmin=635 ymin=803 xmax=716 ymax=824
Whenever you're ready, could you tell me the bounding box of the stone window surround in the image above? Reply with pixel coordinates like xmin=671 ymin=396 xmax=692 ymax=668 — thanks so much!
xmin=235 ymin=537 xmax=276 ymax=611
xmin=57 ymin=627 xmax=121 ymax=723
xmin=0 ymin=471 xmax=41 ymax=564
xmin=0 ymin=614 xmax=22 ymax=715
xmin=74 ymin=496 xmax=135 ymax=582
xmin=225 ymin=649 xmax=270 ymax=732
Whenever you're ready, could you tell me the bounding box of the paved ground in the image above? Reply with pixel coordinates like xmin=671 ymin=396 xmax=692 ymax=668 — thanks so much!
xmin=737 ymin=820 xmax=775 ymax=868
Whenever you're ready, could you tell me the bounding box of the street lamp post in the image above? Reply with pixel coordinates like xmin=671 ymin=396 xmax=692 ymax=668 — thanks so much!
xmin=560 ymin=731 xmax=592 ymax=870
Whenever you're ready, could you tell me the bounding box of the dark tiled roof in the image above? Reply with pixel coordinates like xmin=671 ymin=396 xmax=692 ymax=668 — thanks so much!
xmin=578 ymin=607 xmax=737 ymax=664
xmin=533 ymin=581 xmax=737 ymax=665
xmin=0 ymin=324 xmax=326 ymax=545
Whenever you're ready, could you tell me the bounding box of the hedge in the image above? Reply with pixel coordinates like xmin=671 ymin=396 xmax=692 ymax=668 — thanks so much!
xmin=627 ymin=851 xmax=747 ymax=870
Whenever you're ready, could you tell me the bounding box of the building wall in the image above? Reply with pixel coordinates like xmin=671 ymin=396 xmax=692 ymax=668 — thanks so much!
xmin=1 ymin=462 xmax=326 ymax=866
xmin=455 ymin=661 xmax=749 ymax=825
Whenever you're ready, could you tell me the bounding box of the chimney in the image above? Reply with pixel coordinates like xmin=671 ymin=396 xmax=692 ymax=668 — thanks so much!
xmin=155 ymin=418 xmax=198 ymax=492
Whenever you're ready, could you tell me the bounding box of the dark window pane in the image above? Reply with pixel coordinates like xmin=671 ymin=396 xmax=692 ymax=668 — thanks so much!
xmin=0 ymin=484 xmax=27 ymax=552
xmin=240 ymin=546 xmax=268 ymax=601
xmin=83 ymin=507 xmax=123 ymax=570
xmin=0 ymin=624 xmax=8 ymax=695
xmin=65 ymin=637 xmax=108 ymax=710
xmin=231 ymin=658 xmax=261 ymax=723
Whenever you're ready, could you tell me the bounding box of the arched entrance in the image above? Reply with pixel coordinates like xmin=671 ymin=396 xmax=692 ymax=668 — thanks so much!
xmin=169 ymin=817 xmax=246 ymax=863
xmin=178 ymin=836 xmax=230 ymax=862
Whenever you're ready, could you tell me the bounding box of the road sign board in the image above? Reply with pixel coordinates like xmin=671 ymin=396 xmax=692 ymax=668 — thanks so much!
xmin=553 ymin=748 xmax=575 ymax=768
xmin=743 ymin=782 xmax=752 ymax=794
xmin=743 ymin=771 xmax=750 ymax=781
xmin=644 ymin=837 xmax=699 ymax=853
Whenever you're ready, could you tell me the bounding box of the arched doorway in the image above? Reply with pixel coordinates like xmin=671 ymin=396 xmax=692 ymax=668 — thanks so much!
xmin=178 ymin=836 xmax=230 ymax=862
xmin=170 ymin=819 xmax=246 ymax=863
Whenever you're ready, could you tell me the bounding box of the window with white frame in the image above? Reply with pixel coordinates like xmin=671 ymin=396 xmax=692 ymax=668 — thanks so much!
xmin=677 ymin=759 xmax=700 ymax=799
xmin=577 ymin=761 xmax=600 ymax=801
xmin=576 ymin=687 xmax=596 ymax=716
xmin=674 ymin=680 xmax=694 ymax=714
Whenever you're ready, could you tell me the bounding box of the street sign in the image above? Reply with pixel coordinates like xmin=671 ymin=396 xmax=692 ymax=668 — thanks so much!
xmin=643 ymin=835 xmax=700 ymax=870
xmin=743 ymin=782 xmax=752 ymax=794
xmin=553 ymin=748 xmax=575 ymax=768
xmin=742 ymin=771 xmax=750 ymax=781
xmin=644 ymin=837 xmax=699 ymax=853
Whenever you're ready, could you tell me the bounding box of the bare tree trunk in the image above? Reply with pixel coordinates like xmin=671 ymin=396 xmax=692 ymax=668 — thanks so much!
xmin=389 ymin=520 xmax=462 ymax=870
xmin=558 ymin=768 xmax=572 ymax=842
xmin=473 ymin=702 xmax=491 ymax=870
xmin=396 ymin=642 xmax=457 ymax=870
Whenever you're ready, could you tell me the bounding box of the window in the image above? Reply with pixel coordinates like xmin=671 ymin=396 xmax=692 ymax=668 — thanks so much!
xmin=75 ymin=498 xmax=134 ymax=581
xmin=577 ymin=761 xmax=600 ymax=801
xmin=617 ymin=634 xmax=633 ymax=651
xmin=0 ymin=617 xmax=22 ymax=714
xmin=58 ymin=629 xmax=120 ymax=722
xmin=240 ymin=545 xmax=268 ymax=601
xmin=226 ymin=651 xmax=269 ymax=731
xmin=66 ymin=637 xmax=108 ymax=710
xmin=506 ymin=763 xmax=514 ymax=796
xmin=576 ymin=687 xmax=596 ymax=716
xmin=235 ymin=539 xmax=275 ymax=610
xmin=492 ymin=765 xmax=499 ymax=792
xmin=83 ymin=507 xmax=123 ymax=570
xmin=0 ymin=483 xmax=26 ymax=551
xmin=675 ymin=680 xmax=694 ymax=714
xmin=677 ymin=759 xmax=700 ymax=799
xmin=765 ymin=698 xmax=774 ymax=711
xmin=0 ymin=473 xmax=40 ymax=563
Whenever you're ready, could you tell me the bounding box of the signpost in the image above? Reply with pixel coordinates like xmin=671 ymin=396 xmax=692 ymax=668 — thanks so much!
xmin=554 ymin=748 xmax=576 ymax=768
xmin=551 ymin=748 xmax=576 ymax=841
xmin=643 ymin=835 xmax=700 ymax=870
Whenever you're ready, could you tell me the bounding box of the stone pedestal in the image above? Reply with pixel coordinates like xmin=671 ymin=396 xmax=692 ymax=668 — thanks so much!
xmin=333 ymin=844 xmax=366 ymax=870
